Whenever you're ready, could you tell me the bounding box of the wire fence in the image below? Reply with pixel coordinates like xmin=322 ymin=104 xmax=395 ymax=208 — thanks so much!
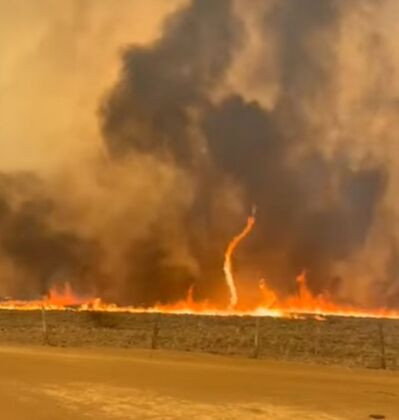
xmin=0 ymin=309 xmax=397 ymax=370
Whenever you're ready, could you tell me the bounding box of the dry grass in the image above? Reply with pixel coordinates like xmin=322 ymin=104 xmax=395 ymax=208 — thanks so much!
xmin=0 ymin=310 xmax=398 ymax=369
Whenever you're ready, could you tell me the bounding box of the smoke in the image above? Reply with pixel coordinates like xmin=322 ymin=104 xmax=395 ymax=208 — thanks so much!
xmin=1 ymin=0 xmax=399 ymax=308
xmin=102 ymin=0 xmax=242 ymax=162
xmin=0 ymin=0 xmax=184 ymax=173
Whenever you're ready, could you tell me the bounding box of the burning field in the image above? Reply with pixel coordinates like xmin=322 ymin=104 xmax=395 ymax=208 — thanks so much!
xmin=0 ymin=214 xmax=398 ymax=370
xmin=2 ymin=0 xmax=399 ymax=371
xmin=3 ymin=3 xmax=399 ymax=418
xmin=2 ymin=215 xmax=398 ymax=371
xmin=2 ymin=212 xmax=399 ymax=320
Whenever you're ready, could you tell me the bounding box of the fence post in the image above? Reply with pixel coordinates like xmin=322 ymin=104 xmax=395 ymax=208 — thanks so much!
xmin=151 ymin=314 xmax=161 ymax=350
xmin=314 ymin=323 xmax=321 ymax=356
xmin=378 ymin=320 xmax=386 ymax=370
xmin=41 ymin=306 xmax=48 ymax=345
xmin=252 ymin=317 xmax=261 ymax=359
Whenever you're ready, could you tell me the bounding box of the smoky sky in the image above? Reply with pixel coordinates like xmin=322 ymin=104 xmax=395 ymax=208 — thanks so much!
xmin=102 ymin=0 xmax=242 ymax=164
xmin=0 ymin=0 xmax=395 ymax=308
xmin=0 ymin=173 xmax=97 ymax=298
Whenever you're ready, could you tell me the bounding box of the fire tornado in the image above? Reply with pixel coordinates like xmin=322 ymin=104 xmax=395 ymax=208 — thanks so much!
xmin=223 ymin=212 xmax=256 ymax=309
xmin=1 ymin=0 xmax=399 ymax=318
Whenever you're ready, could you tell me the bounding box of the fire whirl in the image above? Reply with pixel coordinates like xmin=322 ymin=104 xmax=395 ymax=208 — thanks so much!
xmin=223 ymin=211 xmax=256 ymax=309
xmin=1 ymin=214 xmax=399 ymax=320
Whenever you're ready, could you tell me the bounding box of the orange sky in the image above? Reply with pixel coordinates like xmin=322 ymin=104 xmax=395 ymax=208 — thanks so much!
xmin=0 ymin=0 xmax=185 ymax=174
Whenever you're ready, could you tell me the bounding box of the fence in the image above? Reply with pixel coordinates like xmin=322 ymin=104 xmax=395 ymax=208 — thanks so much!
xmin=0 ymin=309 xmax=398 ymax=370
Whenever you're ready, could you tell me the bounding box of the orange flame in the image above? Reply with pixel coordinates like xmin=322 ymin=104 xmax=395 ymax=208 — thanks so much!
xmin=223 ymin=211 xmax=255 ymax=308
xmin=256 ymin=272 xmax=399 ymax=319
xmin=1 ymin=214 xmax=399 ymax=320
xmin=1 ymin=275 xmax=399 ymax=320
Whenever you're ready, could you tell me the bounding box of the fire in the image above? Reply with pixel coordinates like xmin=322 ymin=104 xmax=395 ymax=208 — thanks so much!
xmin=256 ymin=272 xmax=399 ymax=319
xmin=47 ymin=283 xmax=89 ymax=307
xmin=223 ymin=210 xmax=256 ymax=308
xmin=1 ymin=275 xmax=399 ymax=319
xmin=1 ymin=213 xmax=399 ymax=320
xmin=0 ymin=283 xmax=93 ymax=311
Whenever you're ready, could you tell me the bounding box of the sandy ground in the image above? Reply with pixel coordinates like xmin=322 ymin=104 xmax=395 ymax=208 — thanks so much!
xmin=0 ymin=346 xmax=397 ymax=420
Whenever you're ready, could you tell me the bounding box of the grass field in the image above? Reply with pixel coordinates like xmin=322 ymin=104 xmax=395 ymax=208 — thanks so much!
xmin=0 ymin=310 xmax=398 ymax=370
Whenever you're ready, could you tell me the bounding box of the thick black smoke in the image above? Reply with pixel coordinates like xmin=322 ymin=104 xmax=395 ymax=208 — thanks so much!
xmin=101 ymin=0 xmax=387 ymax=303
xmin=102 ymin=0 xmax=245 ymax=304
xmin=0 ymin=173 xmax=97 ymax=298
xmin=0 ymin=0 xmax=394 ymax=307
xmin=102 ymin=0 xmax=242 ymax=164
xmin=203 ymin=96 xmax=386 ymax=294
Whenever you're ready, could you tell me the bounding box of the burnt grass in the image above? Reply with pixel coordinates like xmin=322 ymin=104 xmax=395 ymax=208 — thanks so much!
xmin=0 ymin=310 xmax=398 ymax=370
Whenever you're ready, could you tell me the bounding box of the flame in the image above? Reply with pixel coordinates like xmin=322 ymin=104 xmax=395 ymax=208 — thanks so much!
xmin=223 ymin=211 xmax=255 ymax=308
xmin=0 ymin=283 xmax=92 ymax=311
xmin=1 ymin=214 xmax=399 ymax=320
xmin=1 ymin=275 xmax=399 ymax=319
xmin=256 ymin=272 xmax=399 ymax=319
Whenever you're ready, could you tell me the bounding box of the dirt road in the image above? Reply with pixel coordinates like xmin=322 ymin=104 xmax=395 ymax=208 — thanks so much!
xmin=0 ymin=345 xmax=397 ymax=419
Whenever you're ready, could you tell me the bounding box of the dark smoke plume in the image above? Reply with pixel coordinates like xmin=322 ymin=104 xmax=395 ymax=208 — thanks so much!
xmin=100 ymin=0 xmax=388 ymax=304
xmin=0 ymin=0 xmax=396 ymax=308
xmin=0 ymin=173 xmax=97 ymax=298
xmin=102 ymin=0 xmax=242 ymax=163
xmin=101 ymin=0 xmax=245 ymax=304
